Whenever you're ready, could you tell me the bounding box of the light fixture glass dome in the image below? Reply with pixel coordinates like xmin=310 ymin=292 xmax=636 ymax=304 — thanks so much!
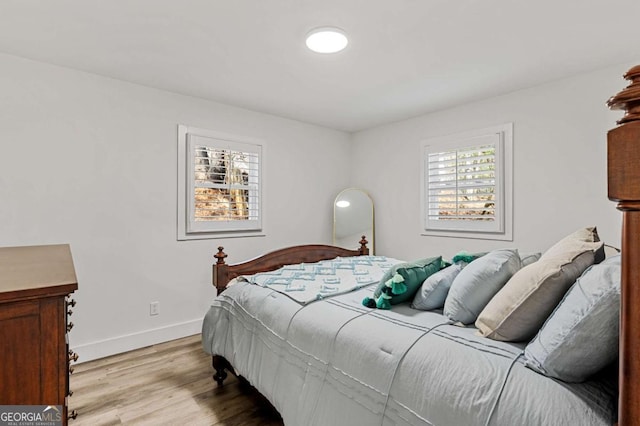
xmin=305 ymin=27 xmax=348 ymax=53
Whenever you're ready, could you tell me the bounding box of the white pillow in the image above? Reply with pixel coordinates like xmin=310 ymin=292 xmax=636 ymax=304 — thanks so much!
xmin=476 ymin=227 xmax=602 ymax=342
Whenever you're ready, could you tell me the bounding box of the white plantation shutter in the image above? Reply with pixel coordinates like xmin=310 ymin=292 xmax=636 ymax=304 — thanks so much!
xmin=186 ymin=134 xmax=262 ymax=233
xmin=422 ymin=125 xmax=512 ymax=238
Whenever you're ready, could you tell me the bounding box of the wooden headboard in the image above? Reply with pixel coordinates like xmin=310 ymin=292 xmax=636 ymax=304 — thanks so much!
xmin=606 ymin=64 xmax=640 ymax=425
xmin=212 ymin=236 xmax=369 ymax=295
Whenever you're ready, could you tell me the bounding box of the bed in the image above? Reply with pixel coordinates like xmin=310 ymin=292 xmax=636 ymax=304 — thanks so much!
xmin=202 ymin=65 xmax=640 ymax=425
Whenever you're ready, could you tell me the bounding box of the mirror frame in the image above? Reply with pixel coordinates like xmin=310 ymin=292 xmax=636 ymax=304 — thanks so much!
xmin=333 ymin=188 xmax=375 ymax=254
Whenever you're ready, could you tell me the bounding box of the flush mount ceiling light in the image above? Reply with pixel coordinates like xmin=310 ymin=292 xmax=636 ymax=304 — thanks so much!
xmin=336 ymin=200 xmax=350 ymax=208
xmin=305 ymin=27 xmax=348 ymax=53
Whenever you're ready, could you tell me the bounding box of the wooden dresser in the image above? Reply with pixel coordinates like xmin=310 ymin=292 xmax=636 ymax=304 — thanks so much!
xmin=0 ymin=244 xmax=79 ymax=424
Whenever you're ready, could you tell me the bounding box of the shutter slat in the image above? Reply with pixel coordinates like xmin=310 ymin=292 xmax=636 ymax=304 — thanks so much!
xmin=426 ymin=141 xmax=498 ymax=225
xmin=190 ymin=140 xmax=261 ymax=227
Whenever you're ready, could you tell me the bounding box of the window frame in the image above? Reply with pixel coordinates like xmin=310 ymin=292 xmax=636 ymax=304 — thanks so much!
xmin=420 ymin=123 xmax=513 ymax=241
xmin=177 ymin=125 xmax=265 ymax=241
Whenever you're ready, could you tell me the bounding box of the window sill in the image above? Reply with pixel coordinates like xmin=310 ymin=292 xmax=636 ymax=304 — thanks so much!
xmin=421 ymin=230 xmax=512 ymax=242
xmin=177 ymin=232 xmax=266 ymax=241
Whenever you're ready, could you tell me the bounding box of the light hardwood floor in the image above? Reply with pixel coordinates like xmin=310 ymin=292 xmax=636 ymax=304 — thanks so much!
xmin=69 ymin=334 xmax=284 ymax=426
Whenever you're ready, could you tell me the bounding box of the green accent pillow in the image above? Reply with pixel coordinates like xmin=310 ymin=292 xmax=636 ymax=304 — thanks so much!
xmin=373 ymin=257 xmax=444 ymax=304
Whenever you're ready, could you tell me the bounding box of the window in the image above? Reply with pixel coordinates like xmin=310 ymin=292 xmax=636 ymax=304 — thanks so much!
xmin=421 ymin=123 xmax=512 ymax=240
xmin=178 ymin=125 xmax=263 ymax=240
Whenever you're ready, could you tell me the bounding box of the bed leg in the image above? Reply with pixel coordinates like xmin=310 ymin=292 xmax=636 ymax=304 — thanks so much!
xmin=212 ymin=355 xmax=228 ymax=386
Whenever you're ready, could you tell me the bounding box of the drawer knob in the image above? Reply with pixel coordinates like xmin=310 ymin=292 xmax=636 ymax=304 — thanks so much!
xmin=68 ymin=351 xmax=79 ymax=363
xmin=67 ymin=322 xmax=74 ymax=332
xmin=67 ymin=309 xmax=73 ymax=316
xmin=67 ymin=298 xmax=77 ymax=307
xmin=69 ymin=366 xmax=75 ymax=374
xmin=68 ymin=410 xmax=78 ymax=420
xmin=68 ymin=389 xmax=74 ymax=397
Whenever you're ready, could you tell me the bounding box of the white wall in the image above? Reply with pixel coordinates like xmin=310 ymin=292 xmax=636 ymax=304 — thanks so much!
xmin=0 ymin=53 xmax=351 ymax=361
xmin=350 ymin=63 xmax=633 ymax=261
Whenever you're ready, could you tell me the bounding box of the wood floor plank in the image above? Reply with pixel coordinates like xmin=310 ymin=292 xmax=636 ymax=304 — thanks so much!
xmin=69 ymin=334 xmax=283 ymax=426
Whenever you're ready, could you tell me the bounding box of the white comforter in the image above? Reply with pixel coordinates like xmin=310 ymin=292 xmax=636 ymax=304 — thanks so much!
xmin=202 ymin=280 xmax=616 ymax=426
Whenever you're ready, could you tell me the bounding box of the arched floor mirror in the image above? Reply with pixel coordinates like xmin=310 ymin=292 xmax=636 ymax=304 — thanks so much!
xmin=333 ymin=188 xmax=374 ymax=254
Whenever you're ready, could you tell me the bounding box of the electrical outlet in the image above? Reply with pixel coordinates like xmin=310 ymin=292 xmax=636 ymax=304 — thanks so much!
xmin=150 ymin=301 xmax=160 ymax=316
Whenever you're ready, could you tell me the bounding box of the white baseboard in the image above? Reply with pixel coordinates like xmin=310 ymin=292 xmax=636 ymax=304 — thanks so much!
xmin=72 ymin=318 xmax=203 ymax=363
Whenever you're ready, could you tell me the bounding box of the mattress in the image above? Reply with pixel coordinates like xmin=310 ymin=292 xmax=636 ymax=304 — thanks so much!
xmin=202 ymin=279 xmax=616 ymax=426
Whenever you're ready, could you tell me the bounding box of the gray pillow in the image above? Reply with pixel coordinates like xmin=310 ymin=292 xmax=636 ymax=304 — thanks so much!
xmin=524 ymin=255 xmax=621 ymax=382
xmin=444 ymin=249 xmax=521 ymax=324
xmin=411 ymin=263 xmax=464 ymax=311
xmin=520 ymin=252 xmax=541 ymax=266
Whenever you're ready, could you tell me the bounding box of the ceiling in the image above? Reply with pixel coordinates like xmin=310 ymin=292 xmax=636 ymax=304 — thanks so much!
xmin=0 ymin=1 xmax=638 ymax=132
